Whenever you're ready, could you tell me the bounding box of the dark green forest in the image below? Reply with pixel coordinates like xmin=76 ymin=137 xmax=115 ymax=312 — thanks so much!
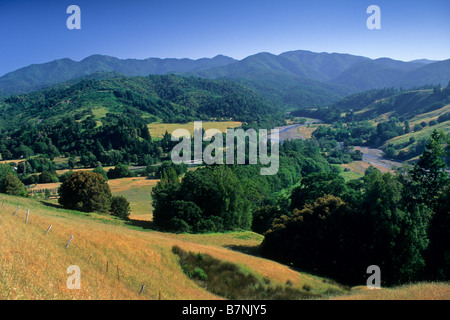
xmin=261 ymin=130 xmax=449 ymax=286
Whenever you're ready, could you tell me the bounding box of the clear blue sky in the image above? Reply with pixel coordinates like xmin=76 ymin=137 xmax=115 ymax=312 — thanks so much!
xmin=1 ymin=0 xmax=449 ymax=76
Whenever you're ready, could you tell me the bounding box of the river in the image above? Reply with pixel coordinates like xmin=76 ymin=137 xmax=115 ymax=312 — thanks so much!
xmin=271 ymin=120 xmax=404 ymax=171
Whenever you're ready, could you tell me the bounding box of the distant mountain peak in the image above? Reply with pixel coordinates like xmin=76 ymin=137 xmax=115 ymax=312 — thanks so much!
xmin=0 ymin=50 xmax=449 ymax=108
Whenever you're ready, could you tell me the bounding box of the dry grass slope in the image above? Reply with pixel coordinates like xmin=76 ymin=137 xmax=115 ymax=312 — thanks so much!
xmin=0 ymin=194 xmax=343 ymax=300
xmin=333 ymin=283 xmax=450 ymax=300
xmin=1 ymin=193 xmax=448 ymax=300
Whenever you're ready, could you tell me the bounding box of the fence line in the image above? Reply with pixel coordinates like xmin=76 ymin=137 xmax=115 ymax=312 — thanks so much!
xmin=6 ymin=202 xmax=162 ymax=299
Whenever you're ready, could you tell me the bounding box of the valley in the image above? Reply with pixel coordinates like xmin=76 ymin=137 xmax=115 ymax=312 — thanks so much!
xmin=0 ymin=49 xmax=449 ymax=302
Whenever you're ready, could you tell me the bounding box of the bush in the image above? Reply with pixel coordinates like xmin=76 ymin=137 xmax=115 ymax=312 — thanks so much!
xmin=414 ymin=124 xmax=423 ymax=132
xmin=22 ymin=174 xmax=39 ymax=186
xmin=58 ymin=171 xmax=112 ymax=213
xmin=384 ymin=147 xmax=397 ymax=159
xmin=110 ymin=196 xmax=131 ymax=219
xmin=39 ymin=171 xmax=57 ymax=184
xmin=107 ymin=164 xmax=132 ymax=179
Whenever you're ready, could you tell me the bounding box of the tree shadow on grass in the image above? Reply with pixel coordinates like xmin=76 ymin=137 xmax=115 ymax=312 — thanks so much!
xmin=223 ymin=244 xmax=261 ymax=257
xmin=125 ymin=218 xmax=156 ymax=230
xmin=39 ymin=201 xmax=64 ymax=209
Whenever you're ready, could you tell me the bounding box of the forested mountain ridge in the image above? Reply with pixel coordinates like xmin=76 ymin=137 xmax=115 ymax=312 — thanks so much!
xmin=2 ymin=50 xmax=448 ymax=111
xmin=0 ymin=73 xmax=284 ymax=130
xmin=0 ymin=74 xmax=285 ymax=163
xmin=189 ymin=51 xmax=450 ymax=109
xmin=0 ymin=54 xmax=237 ymax=96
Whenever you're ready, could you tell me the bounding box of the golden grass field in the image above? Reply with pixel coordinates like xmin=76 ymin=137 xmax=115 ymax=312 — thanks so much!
xmin=340 ymin=161 xmax=391 ymax=176
xmin=148 ymin=121 xmax=242 ymax=139
xmin=333 ymin=283 xmax=450 ymax=300
xmin=1 ymin=192 xmax=450 ymax=300
xmin=408 ymin=104 xmax=450 ymax=127
xmin=108 ymin=177 xmax=158 ymax=221
xmin=296 ymin=123 xmax=330 ymax=139
xmin=382 ymin=120 xmax=450 ymax=153
xmin=28 ymin=177 xmax=158 ymax=221
xmin=0 ymin=193 xmax=348 ymax=300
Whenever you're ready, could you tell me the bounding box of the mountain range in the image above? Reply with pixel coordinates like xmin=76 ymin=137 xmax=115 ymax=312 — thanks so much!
xmin=0 ymin=50 xmax=449 ymax=109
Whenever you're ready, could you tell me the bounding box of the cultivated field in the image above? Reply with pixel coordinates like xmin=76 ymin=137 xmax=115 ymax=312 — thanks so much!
xmin=148 ymin=121 xmax=242 ymax=139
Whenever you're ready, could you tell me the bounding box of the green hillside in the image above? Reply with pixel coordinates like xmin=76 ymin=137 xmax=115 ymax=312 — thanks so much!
xmin=0 ymin=74 xmax=283 ymax=130
xmin=355 ymin=88 xmax=450 ymax=120
xmin=0 ymin=54 xmax=237 ymax=97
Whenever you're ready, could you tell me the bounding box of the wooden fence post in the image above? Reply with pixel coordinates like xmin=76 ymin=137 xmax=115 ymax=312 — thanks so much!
xmin=14 ymin=206 xmax=20 ymax=216
xmin=45 ymin=224 xmax=53 ymax=235
xmin=25 ymin=210 xmax=30 ymax=223
xmin=65 ymin=235 xmax=74 ymax=249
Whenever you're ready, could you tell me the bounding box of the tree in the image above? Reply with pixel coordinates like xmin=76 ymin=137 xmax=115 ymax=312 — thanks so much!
xmin=152 ymin=165 xmax=252 ymax=233
xmin=426 ymin=185 xmax=450 ymax=280
xmin=289 ymin=172 xmax=347 ymax=211
xmin=68 ymin=157 xmax=76 ymax=169
xmin=39 ymin=171 xmax=56 ymax=184
xmin=58 ymin=171 xmax=112 ymax=213
xmin=360 ymin=170 xmax=431 ymax=285
xmin=251 ymin=205 xmax=280 ymax=235
xmin=80 ymin=151 xmax=98 ymax=168
xmin=0 ymin=163 xmax=15 ymax=193
xmin=110 ymin=196 xmax=131 ymax=219
xmin=93 ymin=165 xmax=108 ymax=181
xmin=404 ymin=120 xmax=411 ymax=134
xmin=261 ymin=195 xmax=356 ymax=282
xmin=4 ymin=173 xmax=28 ymax=197
xmin=411 ymin=130 xmax=448 ymax=206
xmin=262 ymin=166 xmax=433 ymax=286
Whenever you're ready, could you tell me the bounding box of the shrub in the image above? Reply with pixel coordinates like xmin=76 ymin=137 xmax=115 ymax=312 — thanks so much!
xmin=107 ymin=163 xmax=132 ymax=179
xmin=39 ymin=171 xmax=57 ymax=184
xmin=384 ymin=147 xmax=397 ymax=159
xmin=110 ymin=196 xmax=131 ymax=219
